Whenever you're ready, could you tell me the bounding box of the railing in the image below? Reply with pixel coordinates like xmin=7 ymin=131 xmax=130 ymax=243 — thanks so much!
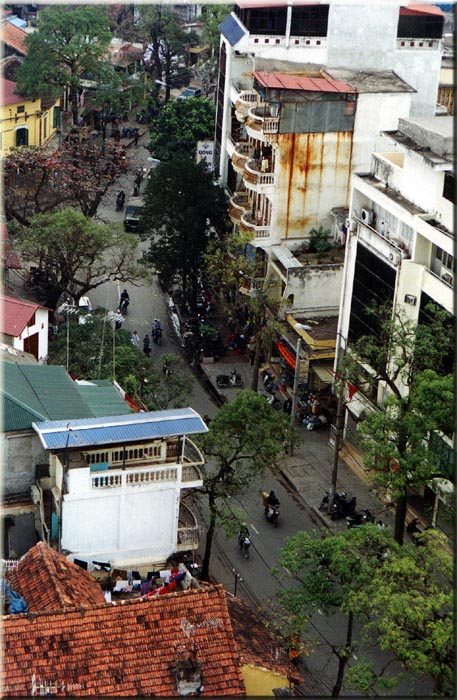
xmin=91 ymin=465 xmax=178 ymax=489
xmin=231 ymin=143 xmax=250 ymax=172
xmin=240 ymin=211 xmax=271 ymax=239
xmin=182 ymin=464 xmax=203 ymax=483
xmin=247 ymin=34 xmax=327 ymax=49
xmin=176 ymin=502 xmax=200 ymax=550
xmin=356 ymin=217 xmax=411 ymax=260
xmin=247 ymin=108 xmax=280 ymax=134
xmin=229 ymin=192 xmax=249 ymax=222
xmin=244 ymin=159 xmax=275 ymax=189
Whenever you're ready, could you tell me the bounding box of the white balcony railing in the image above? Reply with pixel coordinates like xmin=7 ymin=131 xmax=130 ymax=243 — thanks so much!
xmin=91 ymin=465 xmax=178 ymax=489
xmin=240 ymin=211 xmax=271 ymax=239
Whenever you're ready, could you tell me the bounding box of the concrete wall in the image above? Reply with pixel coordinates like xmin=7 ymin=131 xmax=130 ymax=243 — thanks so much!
xmin=62 ymin=477 xmax=179 ymax=565
xmin=2 ymin=432 xmax=46 ymax=496
xmin=13 ymin=307 xmax=49 ymax=360
xmin=285 ymin=265 xmax=344 ymax=316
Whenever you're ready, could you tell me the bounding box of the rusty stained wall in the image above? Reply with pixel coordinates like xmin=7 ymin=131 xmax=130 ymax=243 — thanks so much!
xmin=284 ymin=264 xmax=344 ymax=317
xmin=271 ymin=131 xmax=353 ymax=241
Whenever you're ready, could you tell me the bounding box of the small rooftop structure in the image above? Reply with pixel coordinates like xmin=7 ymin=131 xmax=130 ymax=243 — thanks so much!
xmin=0 ymin=295 xmax=49 ymax=337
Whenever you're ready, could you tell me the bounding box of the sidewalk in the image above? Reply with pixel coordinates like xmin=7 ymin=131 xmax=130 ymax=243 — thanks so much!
xmin=200 ymin=351 xmax=398 ymax=531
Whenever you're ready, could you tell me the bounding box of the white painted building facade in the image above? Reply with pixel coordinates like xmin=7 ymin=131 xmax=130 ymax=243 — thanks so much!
xmin=216 ymin=2 xmax=444 ymax=316
xmin=32 ymin=410 xmax=207 ymax=568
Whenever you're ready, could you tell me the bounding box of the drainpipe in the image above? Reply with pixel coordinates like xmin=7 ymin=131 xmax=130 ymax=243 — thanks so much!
xmin=285 ymin=1 xmax=293 ymax=48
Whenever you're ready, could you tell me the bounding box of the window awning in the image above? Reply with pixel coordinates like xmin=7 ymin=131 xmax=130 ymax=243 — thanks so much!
xmin=311 ymin=365 xmax=334 ymax=384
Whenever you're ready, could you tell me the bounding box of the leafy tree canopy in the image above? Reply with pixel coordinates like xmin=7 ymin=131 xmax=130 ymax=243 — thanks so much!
xmin=196 ymin=390 xmax=289 ymax=580
xmin=16 ymin=5 xmax=112 ymax=125
xmin=148 ymin=98 xmax=216 ymax=162
xmin=10 ymin=209 xmax=147 ymax=309
xmin=141 ymin=158 xmax=228 ymax=310
xmin=49 ymin=315 xmax=193 ymax=411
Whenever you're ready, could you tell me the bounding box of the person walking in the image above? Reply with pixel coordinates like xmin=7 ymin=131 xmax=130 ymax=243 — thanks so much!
xmin=134 ymin=128 xmax=139 ymax=147
xmin=143 ymin=334 xmax=151 ymax=357
xmin=131 ymin=331 xmax=140 ymax=348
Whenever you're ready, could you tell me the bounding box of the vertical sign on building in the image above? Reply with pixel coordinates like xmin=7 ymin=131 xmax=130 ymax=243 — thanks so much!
xmin=196 ymin=140 xmax=215 ymax=172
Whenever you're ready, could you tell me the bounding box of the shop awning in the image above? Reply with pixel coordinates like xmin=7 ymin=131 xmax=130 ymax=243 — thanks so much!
xmin=276 ymin=339 xmax=296 ymax=370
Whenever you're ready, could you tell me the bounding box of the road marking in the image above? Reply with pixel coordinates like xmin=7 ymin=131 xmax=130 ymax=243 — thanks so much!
xmin=250 ymin=524 xmax=259 ymax=535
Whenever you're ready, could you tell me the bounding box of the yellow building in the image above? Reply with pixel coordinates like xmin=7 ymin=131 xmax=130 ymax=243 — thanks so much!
xmin=1 ymin=78 xmax=61 ymax=156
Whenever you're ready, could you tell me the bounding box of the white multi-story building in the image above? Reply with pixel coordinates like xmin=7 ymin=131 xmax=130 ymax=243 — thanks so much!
xmin=336 ymin=115 xmax=453 ymax=471
xmin=215 ymin=2 xmax=445 ymax=315
xmin=32 ymin=409 xmax=207 ymax=568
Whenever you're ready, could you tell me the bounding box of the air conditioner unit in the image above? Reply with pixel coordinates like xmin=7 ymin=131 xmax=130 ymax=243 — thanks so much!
xmin=404 ymin=294 xmax=417 ymax=306
xmin=441 ymin=271 xmax=453 ymax=285
xmin=361 ymin=208 xmax=374 ymax=225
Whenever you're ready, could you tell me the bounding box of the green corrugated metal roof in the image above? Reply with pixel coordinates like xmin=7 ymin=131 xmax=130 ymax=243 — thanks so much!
xmin=74 ymin=380 xmax=130 ymax=417
xmin=2 ymin=362 xmax=96 ymax=431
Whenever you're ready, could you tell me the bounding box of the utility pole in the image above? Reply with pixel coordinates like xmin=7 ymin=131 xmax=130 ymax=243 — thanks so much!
xmin=289 ymin=338 xmax=302 ymax=456
xmin=330 ymin=374 xmax=345 ymax=498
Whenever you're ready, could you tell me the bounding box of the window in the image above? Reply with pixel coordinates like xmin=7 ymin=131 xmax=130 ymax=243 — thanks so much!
xmin=16 ymin=105 xmax=25 ymax=114
xmin=443 ymin=172 xmax=455 ymax=204
xmin=53 ymin=106 xmax=61 ymax=128
xmin=16 ymin=127 xmax=28 ymax=146
xmin=290 ymin=5 xmax=329 ymax=37
xmin=397 ymin=10 xmax=444 ymax=39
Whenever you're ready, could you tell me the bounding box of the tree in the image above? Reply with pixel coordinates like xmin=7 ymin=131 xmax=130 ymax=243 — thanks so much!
xmin=137 ymin=5 xmax=198 ymax=103
xmin=200 ymin=4 xmax=231 ymax=60
xmin=4 ymin=139 xmax=126 ymax=226
xmin=196 ymin=390 xmax=289 ymax=581
xmin=141 ymin=158 xmax=229 ymax=311
xmin=276 ymin=525 xmax=400 ymax=697
xmin=15 ymin=5 xmax=112 ymax=126
xmin=10 ymin=209 xmax=147 ymax=309
xmin=147 ymin=98 xmax=216 ymax=162
xmin=347 ymin=529 xmax=454 ymax=696
xmin=49 ymin=316 xmax=193 ymax=411
xmin=344 ymin=303 xmax=454 ymax=544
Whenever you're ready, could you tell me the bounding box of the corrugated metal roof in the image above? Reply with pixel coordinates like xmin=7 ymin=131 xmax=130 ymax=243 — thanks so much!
xmin=33 ymin=408 xmax=208 ymax=450
xmin=74 ymin=380 xmax=131 ymax=417
xmin=2 ymin=362 xmax=95 ymax=431
xmin=219 ymin=15 xmax=246 ymax=46
xmin=253 ymin=71 xmax=356 ymax=94
xmin=270 ymin=246 xmax=302 ymax=269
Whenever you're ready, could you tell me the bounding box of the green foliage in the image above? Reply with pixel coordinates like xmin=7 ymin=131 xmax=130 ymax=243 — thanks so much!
xmin=308 ymin=226 xmax=332 ymax=253
xmin=11 ymin=209 xmax=146 ymax=309
xmin=16 ymin=5 xmax=112 ymax=122
xmin=49 ymin=317 xmax=193 ymax=411
xmin=200 ymin=4 xmax=232 ymax=57
xmin=197 ymin=390 xmax=289 ymax=579
xmin=148 ymin=98 xmax=216 ymax=162
xmin=141 ymin=158 xmax=228 ymax=309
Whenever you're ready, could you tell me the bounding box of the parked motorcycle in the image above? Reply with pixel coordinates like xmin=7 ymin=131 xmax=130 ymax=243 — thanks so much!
xmin=319 ymin=490 xmax=347 ymax=511
xmin=330 ymin=495 xmax=357 ymax=520
xmin=261 ymin=368 xmax=276 ymax=393
xmin=152 ymin=327 xmax=162 ymax=345
xmin=216 ymin=369 xmax=243 ymax=388
xmin=346 ymin=508 xmax=375 ymax=528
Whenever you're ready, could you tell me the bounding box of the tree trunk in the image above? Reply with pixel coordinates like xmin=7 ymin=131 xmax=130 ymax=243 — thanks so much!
xmin=250 ymin=332 xmax=262 ymax=392
xmin=394 ymin=485 xmax=408 ymax=545
xmin=331 ymin=611 xmax=354 ymax=697
xmin=200 ymin=497 xmax=217 ymax=581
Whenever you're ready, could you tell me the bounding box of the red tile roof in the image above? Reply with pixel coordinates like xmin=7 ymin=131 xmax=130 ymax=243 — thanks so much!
xmin=2 ymin=78 xmax=26 ymax=105
xmin=6 ymin=542 xmax=106 ymax=612
xmin=1 ymin=224 xmax=21 ymax=270
xmin=2 ymin=583 xmax=246 ymax=697
xmin=0 ymin=295 xmax=49 ymax=337
xmin=253 ymin=71 xmax=356 ymax=93
xmin=2 ymin=21 xmax=28 ymax=56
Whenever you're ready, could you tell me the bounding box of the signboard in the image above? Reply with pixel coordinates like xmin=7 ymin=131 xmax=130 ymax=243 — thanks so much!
xmin=196 ymin=140 xmax=214 ymax=171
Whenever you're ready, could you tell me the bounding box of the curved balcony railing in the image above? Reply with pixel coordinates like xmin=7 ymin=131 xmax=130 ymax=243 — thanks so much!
xmin=240 ymin=211 xmax=271 ymax=239
xmin=229 ymin=192 xmax=249 ymax=223
xmin=245 ymin=108 xmax=279 ymax=139
xmin=243 ymin=159 xmax=275 ymax=192
xmin=177 ymin=502 xmax=200 ymax=550
xmin=231 ymin=141 xmax=251 ymax=173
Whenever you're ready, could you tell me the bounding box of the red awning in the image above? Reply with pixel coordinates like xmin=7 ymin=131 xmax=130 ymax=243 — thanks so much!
xmin=276 ymin=340 xmax=296 ymax=370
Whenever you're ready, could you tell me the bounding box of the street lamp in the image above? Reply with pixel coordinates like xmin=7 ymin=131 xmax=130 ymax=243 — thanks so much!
xmin=330 ymin=333 xmax=348 ymax=501
xmin=289 ymin=324 xmax=312 ymax=456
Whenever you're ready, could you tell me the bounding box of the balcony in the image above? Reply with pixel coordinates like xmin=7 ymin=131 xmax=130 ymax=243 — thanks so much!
xmin=231 ymin=141 xmax=251 ymax=174
xmin=240 ymin=211 xmax=271 ymax=240
xmin=243 ymin=159 xmax=275 ymax=194
xmin=230 ymin=84 xmax=259 ymax=120
xmin=229 ymin=191 xmax=249 ymax=223
xmin=356 ymin=217 xmax=411 ymax=266
xmin=81 ymin=437 xmax=205 ymax=472
xmin=176 ymin=502 xmax=200 ymax=551
xmin=90 ymin=464 xmax=179 ymax=489
xmin=245 ymin=108 xmax=279 ymax=143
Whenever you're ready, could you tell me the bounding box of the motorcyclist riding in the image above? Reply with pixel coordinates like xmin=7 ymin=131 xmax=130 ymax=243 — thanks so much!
xmin=265 ymin=490 xmax=280 ymax=515
xmin=152 ymin=318 xmax=162 ymax=343
xmin=119 ymin=289 xmax=130 ymax=314
xmin=238 ymin=523 xmax=250 ymax=548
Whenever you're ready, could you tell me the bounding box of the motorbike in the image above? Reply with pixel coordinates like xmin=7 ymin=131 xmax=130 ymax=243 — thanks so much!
xmin=119 ymin=298 xmax=129 ymax=314
xmin=263 ymin=394 xmax=282 ymax=411
xmin=303 ymin=415 xmax=328 ymax=431
xmin=261 ymin=368 xmax=276 ymax=393
xmin=330 ymin=495 xmax=357 ymax=520
xmin=238 ymin=533 xmax=251 ymax=560
xmin=346 ymin=508 xmax=375 ymax=528
xmin=265 ymin=504 xmax=280 ymax=527
xmin=116 ymin=191 xmax=125 ymax=211
xmin=216 ymin=369 xmax=243 ymax=389
xmin=319 ymin=490 xmax=347 ymax=511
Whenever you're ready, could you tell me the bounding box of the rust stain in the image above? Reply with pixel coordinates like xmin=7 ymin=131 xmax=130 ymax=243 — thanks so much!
xmin=284 ymin=133 xmax=297 ymax=239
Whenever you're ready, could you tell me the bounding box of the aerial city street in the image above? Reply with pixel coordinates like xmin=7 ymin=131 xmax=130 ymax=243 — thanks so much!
xmin=1 ymin=2 xmax=454 ymax=698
